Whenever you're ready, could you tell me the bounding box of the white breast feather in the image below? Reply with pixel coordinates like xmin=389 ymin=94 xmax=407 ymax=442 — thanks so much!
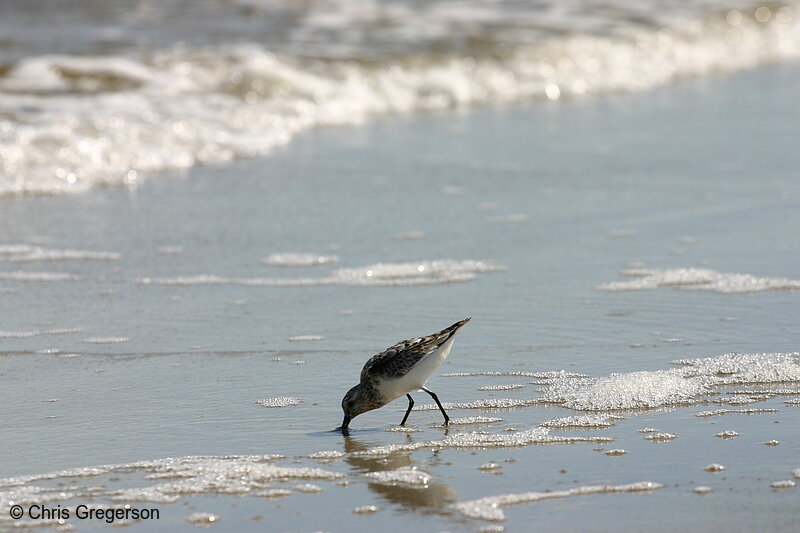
xmin=379 ymin=335 xmax=457 ymax=401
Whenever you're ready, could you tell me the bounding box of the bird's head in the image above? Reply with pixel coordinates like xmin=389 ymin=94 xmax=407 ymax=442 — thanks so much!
xmin=340 ymin=384 xmax=374 ymax=432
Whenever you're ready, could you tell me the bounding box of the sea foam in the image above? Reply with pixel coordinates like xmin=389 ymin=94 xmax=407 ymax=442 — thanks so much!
xmin=2 ymin=3 xmax=799 ymax=197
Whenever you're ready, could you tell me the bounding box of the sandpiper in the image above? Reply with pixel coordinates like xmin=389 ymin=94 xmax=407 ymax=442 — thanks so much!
xmin=340 ymin=318 xmax=470 ymax=433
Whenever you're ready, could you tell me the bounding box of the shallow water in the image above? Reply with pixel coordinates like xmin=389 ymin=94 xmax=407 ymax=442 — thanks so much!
xmin=2 ymin=63 xmax=800 ymax=531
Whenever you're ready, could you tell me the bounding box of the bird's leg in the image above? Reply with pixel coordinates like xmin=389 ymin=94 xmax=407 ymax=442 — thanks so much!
xmin=400 ymin=394 xmax=414 ymax=426
xmin=422 ymin=387 xmax=450 ymax=425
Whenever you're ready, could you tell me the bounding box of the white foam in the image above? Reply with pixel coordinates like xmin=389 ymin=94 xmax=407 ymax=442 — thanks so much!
xmin=364 ymin=466 xmax=431 ymax=487
xmin=352 ymin=505 xmax=380 ymax=514
xmin=137 ymin=259 xmax=504 ymax=287
xmin=705 ymin=463 xmax=725 ymax=472
xmin=447 ymin=416 xmax=505 ymax=425
xmin=287 ymin=335 xmax=324 ymax=342
xmin=294 ymin=483 xmax=323 ymax=493
xmin=82 ymin=337 xmax=129 ymax=344
xmin=696 ymin=408 xmax=779 ymax=417
xmin=262 ymin=253 xmax=339 ymax=267
xmin=644 ymin=432 xmax=676 ymax=442
xmin=541 ymin=414 xmax=620 ymax=429
xmin=187 ymin=512 xmax=219 ymax=526
xmin=540 ymin=370 xmax=705 ymax=411
xmin=255 ymin=489 xmax=292 ymax=499
xmin=0 ymin=454 xmax=313 ymax=513
xmin=412 ymin=399 xmax=541 ymax=411
xmin=479 ymin=384 xmax=525 ymax=391
xmin=443 ymin=371 xmax=586 ymax=378
xmin=605 ymin=449 xmax=627 ymax=456
xmin=307 ymin=451 xmax=344 ymax=462
xmin=5 ymin=3 xmax=798 ymax=197
xmin=693 ymin=486 xmax=713 ymax=494
xmin=539 ymin=352 xmax=800 ymax=412
xmin=385 ymin=426 xmax=421 ymax=433
xmin=0 ymin=270 xmax=80 ymax=281
xmin=792 ymin=469 xmax=800 ymax=479
xmin=451 ymin=482 xmax=664 ymax=521
xmin=0 ymin=244 xmax=119 ymax=262
xmin=0 ymin=328 xmax=80 ymax=338
xmin=599 ymin=268 xmax=800 ymax=293
xmin=353 ymin=427 xmax=613 ymax=457
xmin=255 ymin=397 xmax=301 ymax=408
xmin=770 ymin=480 xmax=795 ymax=488
xmin=715 ymin=430 xmax=739 ymax=439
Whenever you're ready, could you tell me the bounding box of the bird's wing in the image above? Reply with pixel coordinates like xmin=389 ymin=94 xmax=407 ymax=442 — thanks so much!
xmin=360 ymin=318 xmax=470 ymax=384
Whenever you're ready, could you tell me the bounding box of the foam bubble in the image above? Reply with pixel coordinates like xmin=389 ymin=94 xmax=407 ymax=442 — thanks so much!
xmin=352 ymin=505 xmax=380 ymax=514
xmin=306 ymin=451 xmax=344 ymax=462
xmin=364 ymin=466 xmax=431 ymax=487
xmin=540 ymin=370 xmax=705 ymax=411
xmin=479 ymin=384 xmax=525 ymax=391
xmin=187 ymin=512 xmax=219 ymax=526
xmin=696 ymin=408 xmax=779 ymax=417
xmin=137 ymin=259 xmax=504 ymax=287
xmin=294 ymin=483 xmax=323 ymax=493
xmin=478 ymin=463 xmax=502 ymax=471
xmin=599 ymin=268 xmax=800 ymax=293
xmin=82 ymin=337 xmax=129 ymax=344
xmin=385 ymin=426 xmax=422 ymax=433
xmin=448 ymin=417 xmax=505 ymax=425
xmin=412 ymin=399 xmax=541 ymax=411
xmin=0 ymin=270 xmax=80 ymax=281
xmin=0 ymin=328 xmax=80 ymax=338
xmin=693 ymin=486 xmax=713 ymax=494
xmin=541 ymin=414 xmax=621 ymax=429
xmin=353 ymin=427 xmax=613 ymax=457
xmin=287 ymin=335 xmax=324 ymax=342
xmin=644 ymin=432 xmax=676 ymax=442
xmin=715 ymin=430 xmax=739 ymax=439
xmin=451 ymin=482 xmax=664 ymax=521
xmin=605 ymin=449 xmax=627 ymax=456
xmin=255 ymin=489 xmax=292 ymax=499
xmin=538 ymin=352 xmax=800 ymax=412
xmin=4 ymin=2 xmax=800 ymax=198
xmin=255 ymin=397 xmax=301 ymax=408
xmin=0 ymin=454 xmax=314 ymax=514
xmin=770 ymin=480 xmax=795 ymax=488
xmin=443 ymin=371 xmax=586 ymax=378
xmin=262 ymin=253 xmax=339 ymax=267
xmin=0 ymin=244 xmax=119 ymax=262
xmin=705 ymin=463 xmax=725 ymax=473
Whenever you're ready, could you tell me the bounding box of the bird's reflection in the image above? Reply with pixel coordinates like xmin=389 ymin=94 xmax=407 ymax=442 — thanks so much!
xmin=342 ymin=434 xmax=458 ymax=513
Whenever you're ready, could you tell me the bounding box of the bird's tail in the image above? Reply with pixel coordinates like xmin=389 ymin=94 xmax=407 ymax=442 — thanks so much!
xmin=443 ymin=317 xmax=471 ymax=339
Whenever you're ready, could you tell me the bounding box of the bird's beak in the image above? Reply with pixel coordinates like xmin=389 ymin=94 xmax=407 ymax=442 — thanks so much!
xmin=340 ymin=415 xmax=351 ymax=434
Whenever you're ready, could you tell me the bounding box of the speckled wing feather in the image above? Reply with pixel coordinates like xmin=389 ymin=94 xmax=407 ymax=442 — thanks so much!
xmin=360 ymin=318 xmax=470 ymax=385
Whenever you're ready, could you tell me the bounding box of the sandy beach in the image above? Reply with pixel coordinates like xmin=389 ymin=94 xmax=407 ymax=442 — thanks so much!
xmin=2 ymin=60 xmax=799 ymax=531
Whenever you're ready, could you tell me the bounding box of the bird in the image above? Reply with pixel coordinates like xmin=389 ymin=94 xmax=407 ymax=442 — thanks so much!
xmin=340 ymin=318 xmax=470 ymax=433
